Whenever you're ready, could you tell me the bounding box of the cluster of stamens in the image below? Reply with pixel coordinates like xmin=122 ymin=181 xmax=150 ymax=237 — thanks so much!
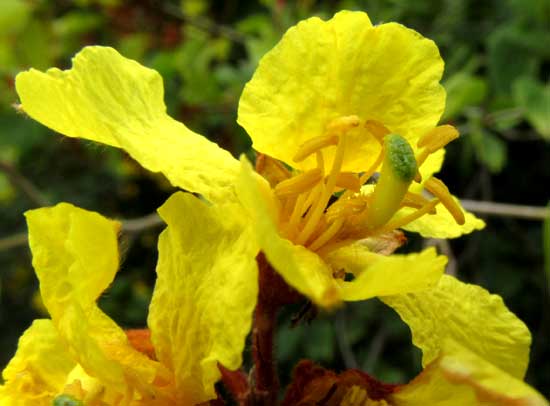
xmin=259 ymin=116 xmax=464 ymax=255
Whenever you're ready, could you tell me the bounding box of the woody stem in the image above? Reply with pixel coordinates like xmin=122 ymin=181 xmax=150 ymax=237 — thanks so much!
xmin=251 ymin=254 xmax=302 ymax=405
xmin=252 ymin=291 xmax=279 ymax=405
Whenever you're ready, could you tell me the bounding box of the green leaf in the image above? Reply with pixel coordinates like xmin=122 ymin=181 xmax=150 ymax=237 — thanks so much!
xmin=442 ymin=73 xmax=487 ymax=121
xmin=513 ymin=77 xmax=550 ymax=139
xmin=304 ymin=320 xmax=335 ymax=363
xmin=468 ymin=112 xmax=508 ymax=173
xmin=0 ymin=0 xmax=31 ymax=36
xmin=488 ymin=27 xmax=541 ymax=95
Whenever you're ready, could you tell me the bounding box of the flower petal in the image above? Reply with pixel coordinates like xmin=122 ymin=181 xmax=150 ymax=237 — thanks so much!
xmin=398 ymin=196 xmax=485 ymax=238
xmin=418 ymin=149 xmax=445 ymax=187
xmin=25 ymin=204 xmax=162 ymax=399
xmin=382 ymin=275 xmax=532 ymax=379
xmin=325 ymin=246 xmax=446 ymax=301
xmin=16 ymin=46 xmax=239 ymax=204
xmin=392 ymin=339 xmax=548 ymax=406
xmin=0 ymin=320 xmax=75 ymax=406
xmin=236 ymin=156 xmax=340 ymax=307
xmin=148 ymin=192 xmax=259 ymax=404
xmin=238 ymin=11 xmax=445 ymax=172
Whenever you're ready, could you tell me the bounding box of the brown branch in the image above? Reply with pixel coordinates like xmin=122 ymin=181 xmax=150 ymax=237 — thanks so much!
xmin=0 ymin=213 xmax=164 ymax=252
xmin=0 ymin=232 xmax=28 ymax=252
xmin=0 ymin=160 xmax=50 ymax=207
xmin=156 ymin=1 xmax=247 ymax=44
xmin=334 ymin=311 xmax=358 ymax=369
xmin=121 ymin=212 xmax=164 ymax=232
xmin=460 ymin=199 xmax=550 ymax=221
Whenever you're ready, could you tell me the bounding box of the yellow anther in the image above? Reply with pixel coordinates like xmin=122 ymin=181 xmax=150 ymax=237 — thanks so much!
xmin=415 ymin=125 xmax=459 ymax=169
xmin=402 ymin=191 xmax=435 ymax=212
xmin=316 ymin=150 xmax=325 ymax=173
xmin=325 ymin=196 xmax=367 ymax=223
xmin=274 ymin=168 xmax=323 ymax=197
xmin=293 ymin=135 xmax=339 ymax=163
xmin=308 ymin=217 xmax=345 ymax=251
xmin=374 ymin=198 xmax=440 ymax=235
xmin=326 ymin=115 xmax=361 ymax=135
xmin=297 ymin=134 xmax=348 ymax=245
xmin=255 ymin=153 xmax=291 ymax=187
xmin=334 ymin=172 xmax=361 ymax=192
xmin=424 ymin=177 xmax=465 ymax=225
xmin=417 ymin=125 xmax=459 ymax=152
xmin=288 ymin=184 xmax=321 ymax=232
xmin=365 ymin=120 xmax=391 ymax=141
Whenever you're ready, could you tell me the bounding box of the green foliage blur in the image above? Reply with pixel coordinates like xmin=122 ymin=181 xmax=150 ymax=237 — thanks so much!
xmin=1 ymin=0 xmax=549 ymax=397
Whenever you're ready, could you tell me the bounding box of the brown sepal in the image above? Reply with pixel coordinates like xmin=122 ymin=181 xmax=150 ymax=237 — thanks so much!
xmin=282 ymin=360 xmax=397 ymax=406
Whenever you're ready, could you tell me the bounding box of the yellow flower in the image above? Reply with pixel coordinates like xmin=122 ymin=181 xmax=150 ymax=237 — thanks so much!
xmin=5 ymin=10 xmax=546 ymax=405
xmin=13 ymin=11 xmax=484 ymax=308
xmin=283 ymin=275 xmax=548 ymax=406
xmin=0 ymin=196 xmax=258 ymax=405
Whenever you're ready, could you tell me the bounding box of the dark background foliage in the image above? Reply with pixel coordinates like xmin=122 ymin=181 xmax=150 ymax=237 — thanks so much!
xmin=0 ymin=0 xmax=549 ymax=398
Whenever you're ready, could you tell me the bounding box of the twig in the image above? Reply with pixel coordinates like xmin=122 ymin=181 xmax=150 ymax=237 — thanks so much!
xmin=334 ymin=311 xmax=358 ymax=369
xmin=0 ymin=232 xmax=28 ymax=252
xmin=157 ymin=1 xmax=247 ymax=44
xmin=0 ymin=213 xmax=164 ymax=252
xmin=362 ymin=325 xmax=388 ymax=372
xmin=122 ymin=213 xmax=164 ymax=232
xmin=424 ymin=238 xmax=457 ymax=276
xmin=0 ymin=160 xmax=50 ymax=207
xmin=460 ymin=199 xmax=550 ymax=220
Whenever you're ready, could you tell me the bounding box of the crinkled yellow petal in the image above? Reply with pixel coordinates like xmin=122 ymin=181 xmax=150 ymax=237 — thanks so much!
xmin=236 ymin=156 xmax=340 ymax=307
xmin=392 ymin=339 xmax=548 ymax=406
xmin=238 ymin=10 xmax=445 ymax=172
xmin=16 ymin=46 xmax=239 ymax=204
xmin=25 ymin=203 xmax=120 ymax=318
xmin=0 ymin=320 xmax=75 ymax=406
xmin=148 ymin=192 xmax=259 ymax=404
xmin=411 ymin=149 xmax=445 ymax=192
xmin=25 ymin=204 xmax=162 ymax=400
xmin=382 ymin=275 xmax=532 ymax=379
xmin=325 ymin=246 xmax=446 ymax=301
xmin=398 ymin=195 xmax=485 ymax=238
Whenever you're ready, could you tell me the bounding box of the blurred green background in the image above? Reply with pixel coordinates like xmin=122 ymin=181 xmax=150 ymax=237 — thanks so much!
xmin=0 ymin=0 xmax=549 ymax=398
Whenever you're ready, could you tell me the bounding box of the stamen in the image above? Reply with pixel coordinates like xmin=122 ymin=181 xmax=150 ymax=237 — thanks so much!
xmin=401 ymin=191 xmax=436 ymax=213
xmin=316 ymin=150 xmax=325 ymax=174
xmin=308 ymin=218 xmax=345 ymax=251
xmin=274 ymin=168 xmax=323 ymax=197
xmin=287 ymin=183 xmax=323 ymax=237
xmin=374 ymin=198 xmax=440 ymax=235
xmin=424 ymin=177 xmax=465 ymax=225
xmin=364 ymin=120 xmax=390 ymax=141
xmin=415 ymin=125 xmax=459 ymax=170
xmin=293 ymin=135 xmax=339 ymax=163
xmin=281 ymin=194 xmax=298 ymax=220
xmin=334 ymin=172 xmax=361 ymax=192
xmin=326 ymin=115 xmax=361 ymax=135
xmin=325 ymin=196 xmax=367 ymax=223
xmin=296 ymin=134 xmax=347 ymax=245
xmin=417 ymin=125 xmax=459 ymax=150
xmin=255 ymin=153 xmax=291 ymax=186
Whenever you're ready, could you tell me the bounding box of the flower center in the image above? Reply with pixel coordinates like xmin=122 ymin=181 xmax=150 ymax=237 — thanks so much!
xmin=259 ymin=116 xmax=463 ymax=254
